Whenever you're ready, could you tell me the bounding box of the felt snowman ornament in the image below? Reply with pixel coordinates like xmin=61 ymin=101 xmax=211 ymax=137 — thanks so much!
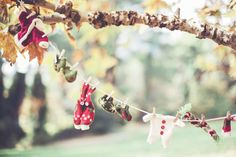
xmin=14 ymin=1 xmax=49 ymax=50
xmin=74 ymin=82 xmax=96 ymax=130
xmin=143 ymin=110 xmax=185 ymax=148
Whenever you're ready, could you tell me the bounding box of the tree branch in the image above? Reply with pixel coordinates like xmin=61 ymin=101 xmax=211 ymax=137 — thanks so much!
xmin=86 ymin=11 xmax=236 ymax=50
xmin=14 ymin=0 xmax=236 ymax=50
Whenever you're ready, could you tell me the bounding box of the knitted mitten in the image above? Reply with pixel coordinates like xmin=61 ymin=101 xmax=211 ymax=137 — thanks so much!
xmin=99 ymin=95 xmax=116 ymax=113
xmin=116 ymin=104 xmax=132 ymax=121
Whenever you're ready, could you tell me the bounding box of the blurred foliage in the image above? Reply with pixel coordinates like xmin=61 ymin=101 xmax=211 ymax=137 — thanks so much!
xmin=1 ymin=0 xmax=236 ymax=149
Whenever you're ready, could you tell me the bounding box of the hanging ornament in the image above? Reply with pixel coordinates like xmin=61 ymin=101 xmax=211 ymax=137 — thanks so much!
xmin=115 ymin=103 xmax=132 ymax=121
xmin=98 ymin=94 xmax=132 ymax=121
xmin=143 ymin=108 xmax=185 ymax=148
xmin=99 ymin=94 xmax=117 ymax=113
xmin=14 ymin=1 xmax=49 ymax=50
xmin=74 ymin=81 xmax=96 ymax=130
xmin=222 ymin=111 xmax=233 ymax=136
xmin=54 ymin=50 xmax=78 ymax=83
xmin=183 ymin=112 xmax=220 ymax=142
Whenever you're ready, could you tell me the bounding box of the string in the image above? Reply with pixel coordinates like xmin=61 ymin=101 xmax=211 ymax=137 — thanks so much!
xmin=76 ymin=75 xmax=150 ymax=114
xmin=76 ymin=75 xmax=236 ymax=120
xmin=52 ymin=48 xmax=234 ymax=122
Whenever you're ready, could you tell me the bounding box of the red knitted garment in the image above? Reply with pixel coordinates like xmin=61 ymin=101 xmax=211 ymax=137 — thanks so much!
xmin=15 ymin=11 xmax=48 ymax=48
xmin=73 ymin=83 xmax=96 ymax=130
xmin=183 ymin=112 xmax=220 ymax=142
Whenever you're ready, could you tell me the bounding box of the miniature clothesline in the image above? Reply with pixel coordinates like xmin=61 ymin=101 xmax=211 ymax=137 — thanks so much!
xmin=183 ymin=116 xmax=236 ymax=122
xmin=75 ymin=76 xmax=150 ymax=114
xmin=75 ymin=75 xmax=236 ymax=122
xmin=51 ymin=46 xmax=235 ymax=123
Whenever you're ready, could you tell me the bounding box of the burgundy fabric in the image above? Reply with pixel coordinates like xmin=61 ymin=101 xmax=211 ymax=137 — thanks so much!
xmin=183 ymin=112 xmax=219 ymax=142
xmin=17 ymin=11 xmax=48 ymax=47
xmin=222 ymin=118 xmax=231 ymax=132
xmin=121 ymin=108 xmax=132 ymax=121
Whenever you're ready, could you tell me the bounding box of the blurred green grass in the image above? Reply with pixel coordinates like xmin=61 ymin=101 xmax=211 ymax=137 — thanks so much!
xmin=1 ymin=122 xmax=236 ymax=157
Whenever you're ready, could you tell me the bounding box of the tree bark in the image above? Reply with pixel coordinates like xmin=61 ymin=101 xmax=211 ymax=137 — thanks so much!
xmin=15 ymin=0 xmax=236 ymax=51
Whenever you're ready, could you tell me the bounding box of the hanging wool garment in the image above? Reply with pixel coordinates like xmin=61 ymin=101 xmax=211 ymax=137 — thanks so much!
xmin=54 ymin=54 xmax=78 ymax=83
xmin=99 ymin=95 xmax=132 ymax=121
xmin=15 ymin=10 xmax=48 ymax=49
xmin=183 ymin=112 xmax=220 ymax=142
xmin=115 ymin=104 xmax=132 ymax=121
xmin=99 ymin=95 xmax=116 ymax=114
xmin=222 ymin=117 xmax=232 ymax=136
xmin=74 ymin=82 xmax=96 ymax=130
xmin=143 ymin=113 xmax=185 ymax=148
xmin=222 ymin=114 xmax=236 ymax=136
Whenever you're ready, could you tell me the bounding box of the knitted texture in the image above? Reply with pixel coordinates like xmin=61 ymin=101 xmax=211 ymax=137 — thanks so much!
xmin=15 ymin=10 xmax=48 ymax=49
xmin=143 ymin=114 xmax=185 ymax=148
xmin=99 ymin=95 xmax=132 ymax=121
xmin=183 ymin=112 xmax=220 ymax=142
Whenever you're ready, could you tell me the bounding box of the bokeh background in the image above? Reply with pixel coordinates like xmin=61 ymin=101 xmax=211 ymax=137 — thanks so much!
xmin=1 ymin=0 xmax=236 ymax=156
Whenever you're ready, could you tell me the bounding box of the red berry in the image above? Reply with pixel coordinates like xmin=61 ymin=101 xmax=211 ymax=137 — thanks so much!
xmin=162 ymin=120 xmax=166 ymax=124
xmin=161 ymin=125 xmax=165 ymax=129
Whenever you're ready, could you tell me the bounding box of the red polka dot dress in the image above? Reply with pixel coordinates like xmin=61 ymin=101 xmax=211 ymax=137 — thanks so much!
xmin=74 ymin=82 xmax=96 ymax=130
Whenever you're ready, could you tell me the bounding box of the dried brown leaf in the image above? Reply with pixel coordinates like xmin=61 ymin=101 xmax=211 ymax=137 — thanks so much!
xmin=0 ymin=2 xmax=9 ymax=24
xmin=0 ymin=31 xmax=19 ymax=64
xmin=21 ymin=42 xmax=46 ymax=64
xmin=1 ymin=0 xmax=13 ymax=4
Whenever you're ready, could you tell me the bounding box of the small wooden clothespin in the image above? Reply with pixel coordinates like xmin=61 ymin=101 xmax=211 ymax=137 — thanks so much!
xmin=226 ymin=111 xmax=231 ymax=120
xmin=59 ymin=49 xmax=65 ymax=59
xmin=122 ymin=98 xmax=129 ymax=107
xmin=85 ymin=76 xmax=92 ymax=85
xmin=123 ymin=98 xmax=129 ymax=105
xmin=152 ymin=107 xmax=156 ymax=116
xmin=71 ymin=62 xmax=80 ymax=70
xmin=174 ymin=112 xmax=181 ymax=123
xmin=201 ymin=114 xmax=206 ymax=123
xmin=106 ymin=91 xmax=114 ymax=100
xmin=92 ymin=80 xmax=100 ymax=89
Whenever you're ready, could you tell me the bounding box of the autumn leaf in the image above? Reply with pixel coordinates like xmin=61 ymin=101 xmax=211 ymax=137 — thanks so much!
xmin=1 ymin=0 xmax=13 ymax=4
xmin=21 ymin=42 xmax=46 ymax=64
xmin=0 ymin=31 xmax=19 ymax=64
xmin=0 ymin=2 xmax=9 ymax=24
xmin=197 ymin=3 xmax=222 ymax=21
xmin=200 ymin=6 xmax=221 ymax=17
